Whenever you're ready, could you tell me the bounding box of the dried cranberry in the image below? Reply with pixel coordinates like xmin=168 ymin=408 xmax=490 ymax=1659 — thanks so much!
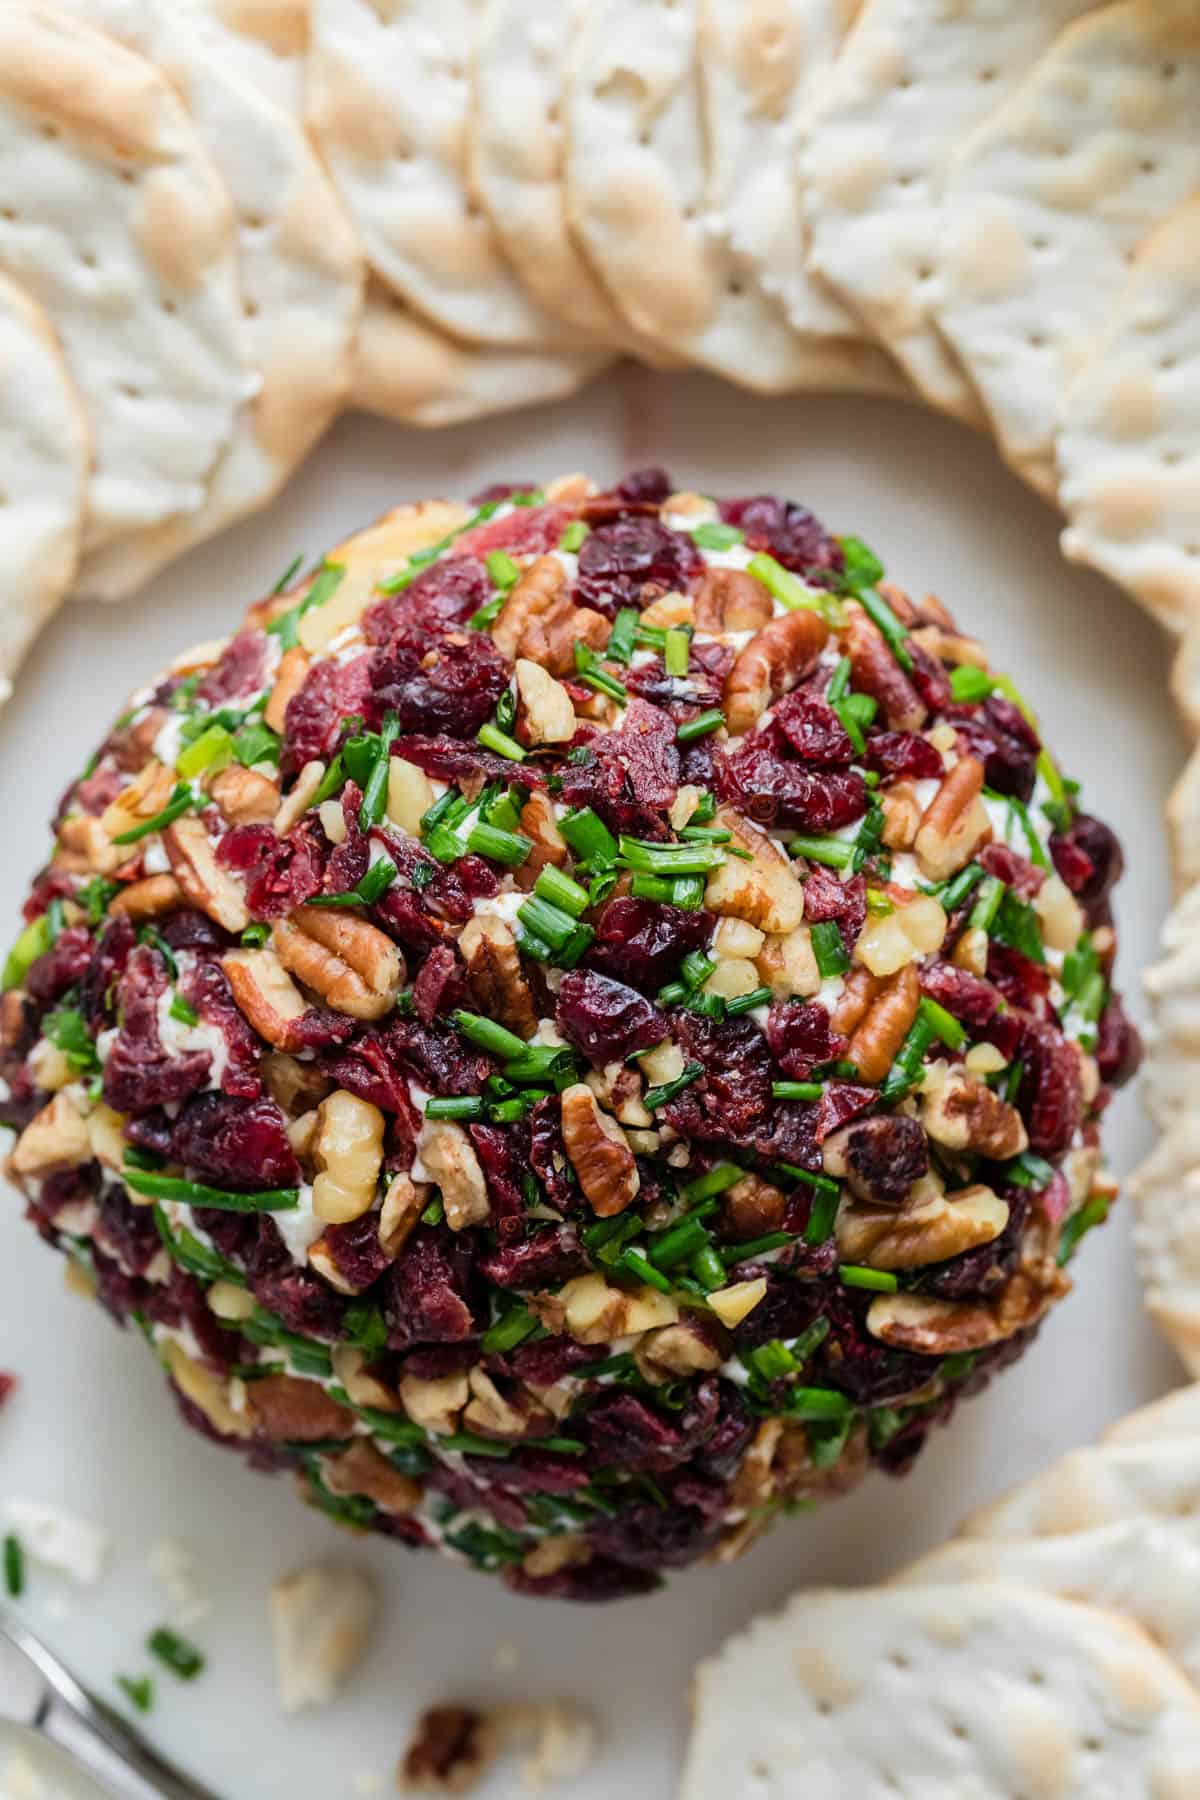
xmin=754 ymin=1100 xmax=821 ymax=1174
xmin=732 ymin=1272 xmax=826 ymax=1350
xmin=815 ymin=1082 xmax=878 ymax=1143
xmin=694 ymin=1382 xmax=754 ymax=1478
xmin=71 ymin=765 xmax=124 ymax=817
xmin=171 ymin=1093 xmax=300 ymax=1192
xmin=863 ymin=731 xmax=943 ymax=781
xmin=386 ymin=1229 xmax=480 ymax=1347
xmin=195 ymin=630 xmax=268 ymax=707
xmin=506 ymin=1556 xmax=659 ymax=1602
xmin=585 ymin=1394 xmax=686 ymax=1472
xmin=800 ymin=865 xmax=866 ymax=944
xmin=766 ymin=1000 xmax=842 ymax=1079
xmin=716 ymin=738 xmax=867 ymax=833
xmin=478 ymin=1226 xmax=584 ymax=1289
xmin=665 ymin=1013 xmax=773 ymax=1146
xmin=718 ymin=494 xmax=842 ymax=580
xmin=506 ymin=1338 xmax=599 ymax=1387
xmin=920 ymin=961 xmax=1003 ymax=1030
xmin=949 ymin=696 xmax=1040 ymax=802
xmin=282 ymin=654 xmax=374 ymax=776
xmin=559 ymin=698 xmax=680 ymax=837
xmin=1013 ymin=1017 xmax=1083 ymax=1158
xmin=468 ymin=1123 xmax=528 ymax=1237
xmin=357 ymin=1015 xmax=489 ymax=1099
xmin=772 ymin=689 xmax=854 ymax=763
xmin=1050 ymin=815 xmax=1124 ymax=912
xmin=488 ymin=1453 xmax=591 ymax=1496
xmin=25 ymin=925 xmax=92 ymax=1007
xmin=388 ymin=733 xmax=546 ymax=791
xmin=248 ymin=1232 xmax=346 ymax=1337
xmin=1096 ymin=993 xmax=1142 ymax=1090
xmin=528 ymin=1098 xmax=575 ymax=1211
xmin=0 ymin=1372 xmax=14 ymax=1411
xmin=588 ymin=1496 xmax=723 ymax=1571
xmin=587 ymin=897 xmax=713 ymax=992
xmin=986 ymin=942 xmax=1051 ymax=1014
xmin=160 ymin=910 xmax=229 ymax=954
xmin=556 ymin=969 xmax=667 ymax=1066
xmin=368 ymin=623 xmax=509 ymax=739
xmin=321 ymin=1213 xmax=392 ymax=1293
xmin=978 ymin=842 xmax=1044 ymax=900
xmin=95 ymin=1186 xmax=162 ymax=1276
xmin=920 ymin=1191 xmax=1029 ymax=1300
xmin=363 ymin=557 xmax=490 ymax=641
xmin=221 ymin=816 xmax=328 ymax=918
xmin=469 ymin=480 xmax=538 ymax=506
xmin=90 ymin=1246 xmax=150 ymax=1326
xmin=103 ymin=945 xmax=211 ymax=1113
xmin=617 ymin=466 xmax=672 ymax=501
xmin=575 ymin=517 xmax=702 ymax=616
xmin=178 ymin=957 xmax=262 ymax=1098
xmin=838 ymin=1115 xmax=928 ymax=1207
xmin=455 ymin=502 xmax=569 ymax=559
xmin=412 ymin=946 xmax=467 ymax=1023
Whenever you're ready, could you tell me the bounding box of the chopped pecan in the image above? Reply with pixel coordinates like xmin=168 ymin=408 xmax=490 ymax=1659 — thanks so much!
xmin=492 ymin=554 xmax=609 ymax=675
xmin=639 ymin=591 xmax=694 ymax=628
xmin=755 ymin=924 xmax=821 ymax=999
xmin=846 ymin=963 xmax=921 ymax=1083
xmin=401 ymin=1705 xmax=495 ymax=1795
xmin=910 ymin=622 xmax=987 ymax=668
xmin=880 ymin=780 xmax=923 ymax=851
xmin=223 ymin=947 xmax=308 ymax=1049
xmin=521 ymin=1536 xmax=592 ymax=1579
xmin=0 ymin=991 xmax=25 ymax=1054
xmin=705 ymin=809 xmax=806 ymax=934
xmin=492 ymin=554 xmax=565 ymax=658
xmin=920 ymin=1065 xmax=1028 ymax=1160
xmin=100 ymin=761 xmax=176 ymax=842
xmin=694 ymin=567 xmax=773 ymax=633
xmin=419 ymin=1120 xmax=491 ymax=1230
xmin=321 ymin=1440 xmax=420 ymax=1515
xmin=209 ymin=764 xmax=280 ymax=826
xmin=867 ymin=1247 xmax=1069 ymax=1353
xmin=724 ymin=1171 xmax=786 ymax=1237
xmin=913 ymin=756 xmax=992 ymax=883
xmin=560 ymin=1083 xmax=640 ymax=1217
xmin=54 ymin=814 xmax=122 ymax=875
xmin=514 ymin=790 xmax=568 ymax=892
xmin=273 ymin=906 xmax=404 ymax=1020
xmin=378 ymin=1172 xmax=424 ymax=1258
xmin=845 ymin=609 xmax=926 ymax=730
xmin=723 ymin=610 xmax=830 ymax=736
xmin=836 ymin=1180 xmax=1010 ymax=1271
xmin=398 ymin=1368 xmax=469 ymax=1436
xmin=514 ymin=657 xmax=577 ymax=746
xmin=247 ymin=1374 xmax=356 ymax=1443
xmin=165 ymin=816 xmax=251 ymax=932
xmin=532 ymin=1272 xmax=677 ymax=1344
xmin=633 ymin=1319 xmax=722 ymax=1384
xmin=312 ymin=1089 xmax=386 ymax=1225
xmin=274 ymin=760 xmax=326 ymax=836
xmin=463 ymin=1366 xmax=551 ymax=1441
xmin=331 ymin=1345 xmax=402 ymax=1412
xmin=108 ymin=873 xmax=184 ymax=919
xmin=457 ymin=915 xmax=537 ymax=1039
xmin=854 ymin=893 xmax=948 ymax=977
xmin=264 ymin=645 xmax=310 ymax=733
xmin=10 ymin=1092 xmax=89 ymax=1175
xmin=823 ymin=1114 xmax=928 ymax=1207
xmin=585 ymin=1060 xmax=651 ymax=1127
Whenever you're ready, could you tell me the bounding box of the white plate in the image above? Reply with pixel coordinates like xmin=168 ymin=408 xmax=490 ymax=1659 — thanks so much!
xmin=0 ymin=375 xmax=1185 ymax=1800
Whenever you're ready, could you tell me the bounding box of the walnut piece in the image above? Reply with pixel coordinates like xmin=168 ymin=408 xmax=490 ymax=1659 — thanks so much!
xmin=705 ymin=809 xmax=806 ymax=934
xmin=399 ymin=1368 xmax=469 ymax=1436
xmin=420 ymin=1120 xmax=491 ymax=1231
xmin=560 ymin=1083 xmax=640 ymax=1217
xmin=164 ymin=816 xmax=250 ymax=933
xmin=320 ymin=1441 xmax=420 ymax=1516
xmin=634 ymin=1319 xmax=722 ymax=1384
xmin=723 ymin=609 xmax=830 ymax=736
xmin=514 ymin=789 xmax=568 ymax=891
xmin=273 ymin=906 xmax=404 ymax=1020
xmin=724 ymin=1172 xmax=786 ymax=1238
xmin=11 ymin=1093 xmax=89 ymax=1175
xmin=754 ymin=923 xmax=820 ymax=998
xmin=458 ymin=914 xmax=538 ymax=1040
xmin=108 ymin=873 xmax=184 ymax=920
xmin=264 ymin=645 xmax=310 ymax=734
xmin=532 ymin=1273 xmax=677 ymax=1344
xmin=311 ymin=1090 xmax=386 ymax=1226
xmin=209 ymin=764 xmax=280 ymax=825
xmin=515 ymin=656 xmax=577 ymax=745
xmin=836 ymin=1181 xmax=1010 ymax=1271
xmin=867 ymin=1253 xmax=1070 ymax=1353
xmin=920 ymin=1065 xmax=1029 ymax=1160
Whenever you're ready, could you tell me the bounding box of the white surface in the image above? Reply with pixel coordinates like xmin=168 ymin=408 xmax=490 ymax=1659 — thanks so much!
xmin=0 ymin=373 xmax=1184 ymax=1800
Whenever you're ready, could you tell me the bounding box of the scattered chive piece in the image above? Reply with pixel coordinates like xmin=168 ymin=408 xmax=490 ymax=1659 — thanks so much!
xmin=681 ymin=1163 xmax=742 ymax=1204
xmin=648 ymin=1215 xmax=712 ymax=1270
xmin=465 ymin=822 xmax=532 ymax=867
xmin=618 ymin=1247 xmax=674 ymax=1293
xmin=789 ymin=833 xmax=854 ymax=870
xmin=168 ymin=992 xmax=199 ymax=1028
xmin=305 ymin=855 xmax=398 ymax=909
xmin=725 ymin=985 xmax=771 ymax=1016
xmin=918 ymin=996 xmax=966 ymax=1052
xmin=485 ymin=549 xmax=520 ymax=591
xmin=802 ymin=1185 xmax=841 ymax=1246
xmin=629 ymin=874 xmax=676 ymax=905
xmin=117 ymin=1674 xmax=155 ymax=1714
xmin=558 ymin=806 xmax=618 ymax=866
xmin=949 ymin=664 xmax=995 ymax=703
xmin=271 ymin=551 xmax=304 ymax=594
xmin=424 ymin=1096 xmax=485 ymax=1121
xmin=826 ymin=656 xmax=852 ymax=704
xmin=689 ymin=520 xmax=744 ymax=550
xmin=3 ymin=1533 xmax=23 ymax=1598
xmin=123 ymin=1169 xmax=299 ymax=1212
xmin=719 ymin=1231 xmax=793 ymax=1265
xmin=534 ymin=865 xmax=590 ymax=917
xmin=786 ymin=1387 xmax=854 ymax=1423
xmin=775 ymin=1163 xmax=839 ymax=1200
xmin=747 ymin=552 xmax=832 ymax=620
xmin=968 ymin=874 xmax=1005 ymax=933
xmin=664 ymin=628 xmax=691 ymax=678
xmin=421 ymin=1197 xmax=445 ymax=1227
xmin=1005 ymin=1150 xmax=1056 ymax=1190
xmin=147 ymin=1629 xmax=205 ymax=1681
xmin=617 ymin=837 xmax=726 ymax=876
xmin=810 ymin=920 xmax=850 ymax=979
xmin=559 ymin=520 xmax=589 ymax=553
xmin=1 ymin=913 xmax=56 ymax=991
xmin=517 ymin=894 xmax=579 ymax=953
xmin=676 ymin=708 xmax=724 ymax=743
xmin=267 ymin=561 xmax=345 ymax=648
xmin=644 ymin=1061 xmax=704 ymax=1112
xmin=233 ymin=720 xmax=281 ymax=769
xmin=176 ymin=724 xmax=234 ymax=781
xmin=477 ymin=722 xmax=527 ymax=762
xmin=690 ymin=1244 xmax=727 ymax=1291
xmin=991 ymin=888 xmax=1046 ymax=964
xmin=605 ymin=607 xmax=638 ymax=665
xmin=838 ymin=1264 xmax=898 ymax=1293
xmin=634 ymin=623 xmax=667 ymax=650
xmin=111 ymin=782 xmax=197 ymax=846
xmin=771 ymin=1080 xmax=824 ymax=1101
xmin=853 ymin=586 xmax=914 ymax=673
xmin=359 ymin=713 xmax=400 ymax=828
xmin=453 ymin=1009 xmax=527 ymax=1061
xmin=573 ymin=641 xmax=628 ymax=703
xmin=480 ymin=1305 xmax=538 ymax=1355
xmin=1057 ymin=1195 xmax=1109 ymax=1265
xmin=42 ymin=1007 xmax=99 ymax=1076
xmin=938 ymin=862 xmax=986 ymax=911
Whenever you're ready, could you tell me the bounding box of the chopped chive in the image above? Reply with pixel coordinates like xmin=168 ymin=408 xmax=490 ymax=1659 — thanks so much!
xmin=111 ymin=782 xmax=197 ymax=846
xmin=744 ymin=1338 xmax=798 ymax=1382
xmin=3 ymin=1533 xmax=24 ymax=1598
xmin=772 ymin=1080 xmax=824 ymax=1101
xmin=810 ymin=920 xmax=850 ymax=979
xmin=1005 ymin=1150 xmax=1056 ymax=1191
xmin=124 ymin=1169 xmax=300 ymax=1212
xmin=968 ymin=874 xmax=1005 ymax=933
xmin=485 ymin=549 xmax=520 ymax=591
xmin=517 ymin=894 xmax=579 ymax=953
xmin=147 ymin=1628 xmax=205 ymax=1681
xmin=644 ymin=1061 xmax=704 ymax=1111
xmin=853 ymin=586 xmax=914 ymax=673
xmin=803 ymin=1185 xmax=841 ymax=1246
xmin=618 ymin=1248 xmax=673 ymax=1293
xmin=605 ymin=607 xmax=639 ymax=665
xmin=664 ymin=627 xmax=691 ymax=678
xmin=787 ymin=1387 xmax=854 ymax=1424
xmin=617 ymin=837 xmax=725 ymax=876
xmin=648 ymin=1215 xmax=711 ymax=1270
xmin=168 ymin=992 xmax=199 ymax=1028
xmin=271 ymin=551 xmax=304 ymax=594
xmin=676 ymin=708 xmax=725 ymax=743
xmin=176 ymin=724 xmax=234 ymax=780
xmin=789 ymin=833 xmax=854 ymax=870
xmin=465 ymin=822 xmax=532 ymax=867
xmin=468 ymin=592 xmax=507 ymax=631
xmin=838 ymin=1265 xmax=898 ymax=1293
xmin=502 ymin=1044 xmax=578 ymax=1084
xmin=678 ymin=825 xmax=731 ymax=843
xmin=558 ymin=806 xmax=618 ymax=866
xmin=311 ymin=752 xmax=347 ymax=807
xmin=681 ymin=1163 xmax=742 ymax=1204
xmin=629 ymin=874 xmax=674 ymax=904
xmin=558 ymin=922 xmax=596 ymax=967
xmin=117 ymin=1674 xmax=154 ymax=1714
xmin=267 ymin=561 xmax=345 ymax=648
xmin=939 ymin=862 xmax=986 ymax=911
xmin=559 ymin=520 xmax=589 ymax=553
xmin=719 ymin=1231 xmax=793 ymax=1265
xmin=1003 ymin=1058 xmax=1025 ymax=1105
xmin=689 ymin=520 xmax=744 ymax=550
xmin=306 ymin=856 xmax=398 ymax=908
xmin=480 ymin=1305 xmax=539 ymax=1355
xmin=991 ymin=888 xmax=1045 ymax=964
xmin=573 ymin=642 xmax=627 ymax=703
xmin=633 ymin=623 xmax=667 ymax=650
xmin=774 ymin=1163 xmax=840 ymax=1200
xmin=918 ymin=996 xmax=966 ymax=1052
xmin=477 ymin=722 xmax=527 ymax=762
xmin=725 ymin=985 xmax=771 ymax=1016
xmin=950 ymin=664 xmax=995 ymax=703
xmin=690 ymin=1244 xmax=727 ymax=1291
xmin=421 ymin=1197 xmax=444 ymax=1227
xmin=747 ymin=553 xmax=833 ymax=620
xmin=534 ymin=865 xmax=590 ymax=917
xmin=424 ymin=1096 xmax=485 ymax=1121
xmin=826 ymin=656 xmax=852 ymax=705
xmin=359 ymin=714 xmax=399 ymax=828
xmin=1057 ymin=1195 xmax=1109 ymax=1265
xmin=680 ymin=950 xmax=717 ymax=990
xmin=452 ymin=1010 xmax=527 ymax=1062
xmin=879 ymin=1012 xmax=937 ymax=1103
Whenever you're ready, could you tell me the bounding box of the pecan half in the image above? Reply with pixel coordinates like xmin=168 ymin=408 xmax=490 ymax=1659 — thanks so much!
xmin=458 ymin=914 xmax=537 ymax=1040
xmin=836 ymin=1181 xmax=1010 ymax=1271
xmin=705 ymin=809 xmax=806 ymax=934
xmin=419 ymin=1120 xmax=491 ymax=1230
xmin=694 ymin=567 xmax=773 ymax=633
xmin=164 ymin=816 xmax=251 ymax=933
xmin=321 ymin=1441 xmax=420 ymax=1515
xmin=100 ymin=761 xmax=176 ymax=843
xmin=845 ymin=609 xmax=926 ymax=730
xmin=223 ymin=947 xmax=309 ymax=1049
xmin=846 ymin=963 xmax=920 ymax=1083
xmin=920 ymin=1065 xmax=1028 ymax=1160
xmin=209 ymin=764 xmax=280 ymax=826
xmin=492 ymin=554 xmax=608 ymax=675
xmin=560 ymin=1083 xmax=640 ymax=1217
xmin=108 ymin=874 xmax=183 ymax=920
xmin=264 ymin=645 xmax=310 ymax=734
xmin=723 ymin=610 xmax=830 ymax=736
xmin=273 ymin=906 xmax=404 ymax=1020
xmin=867 ymin=1250 xmax=1069 ymax=1354
xmin=11 ymin=1092 xmax=89 ymax=1176
xmin=913 ymin=756 xmax=992 ymax=883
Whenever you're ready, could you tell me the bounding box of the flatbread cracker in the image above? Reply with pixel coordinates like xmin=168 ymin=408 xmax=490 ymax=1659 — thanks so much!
xmin=801 ymin=0 xmax=1094 ymax=426
xmin=308 ymin=0 xmax=586 ymax=350
xmin=1166 ymin=747 xmax=1200 ymax=893
xmin=1131 ymin=1113 xmax=1200 ymax=1379
xmin=1105 ymin=1384 xmax=1200 ymax=1448
xmin=184 ymin=0 xmax=308 ymax=112
xmin=564 ymin=0 xmax=905 ymax=393
xmin=1141 ymin=884 xmax=1200 ymax=1128
xmin=1170 ymin=621 xmax=1200 ymax=738
xmin=0 ymin=272 xmax=88 ymax=700
xmin=44 ymin=0 xmax=362 ymax=601
xmin=1058 ymin=196 xmax=1200 ymax=636
xmin=963 ymin=1438 xmax=1200 ymax=1540
xmin=895 ymin=1520 xmax=1200 ymax=1689
xmin=935 ymin=1 xmax=1200 ymax=492
xmin=682 ymin=1581 xmax=1200 ymax=1799
xmin=350 ymin=280 xmax=608 ymax=427
xmin=0 ymin=3 xmax=253 ymax=556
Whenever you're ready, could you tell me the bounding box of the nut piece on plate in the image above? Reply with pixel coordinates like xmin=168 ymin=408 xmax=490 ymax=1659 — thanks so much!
xmin=270 ymin=1563 xmax=378 ymax=1714
xmin=0 ymin=471 xmax=1138 ymax=1599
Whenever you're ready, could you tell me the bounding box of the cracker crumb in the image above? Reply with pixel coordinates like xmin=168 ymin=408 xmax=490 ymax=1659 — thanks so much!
xmin=492 ymin=1638 xmax=521 ymax=1674
xmin=149 ymin=1538 xmax=211 ymax=1627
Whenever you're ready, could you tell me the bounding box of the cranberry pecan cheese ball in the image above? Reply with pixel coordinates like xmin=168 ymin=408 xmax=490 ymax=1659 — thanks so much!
xmin=1 ymin=469 xmax=1141 ymax=1599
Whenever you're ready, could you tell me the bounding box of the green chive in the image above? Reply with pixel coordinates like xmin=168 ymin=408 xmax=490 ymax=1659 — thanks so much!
xmin=480 ymin=1305 xmax=538 ymax=1355
xmin=154 ymin=1208 xmax=245 ymax=1287
xmin=306 ymin=856 xmax=398 ymax=908
xmin=271 ymin=551 xmax=304 ymax=594
xmin=359 ymin=714 xmax=399 ymax=828
xmin=968 ymin=874 xmax=1005 ymax=933
xmin=725 ymin=985 xmax=771 ymax=1015
xmin=3 ymin=1533 xmax=24 ymax=1597
xmin=485 ymin=549 xmax=520 ymax=591
xmin=648 ymin=1215 xmax=711 ymax=1270
xmin=790 ymin=834 xmax=854 ymax=870
xmin=680 ymin=950 xmax=717 ymax=990
xmin=123 ymin=1170 xmax=299 ymax=1212
xmin=950 ymin=665 xmax=995 ymax=703
xmin=690 ymin=1245 xmax=727 ymax=1291
xmin=42 ymin=1007 xmax=99 ymax=1076
xmin=534 ymin=866 xmax=590 ymax=917
xmin=559 ymin=520 xmax=589 ymax=553
xmin=681 ymin=1163 xmax=742 ymax=1204
xmin=605 ymin=607 xmax=639 ymax=665
xmin=676 ymin=709 xmax=725 ymax=743
xmin=617 ymin=837 xmax=726 ymax=876
xmin=1057 ymin=1195 xmax=1109 ymax=1265
xmin=745 ymin=1339 xmax=797 ymax=1382
xmin=689 ymin=520 xmax=744 ymax=550
xmin=939 ymin=862 xmax=986 ymax=911
xmin=669 ymin=875 xmax=708 ymax=910
xmin=772 ymin=1080 xmax=824 ymax=1101
xmin=421 ymin=1197 xmax=444 ymax=1227
xmin=111 ymin=783 xmax=197 ymax=845
xmin=117 ymin=1675 xmax=154 ymax=1714
xmin=747 ymin=553 xmax=831 ymax=618
xmin=147 ymin=1629 xmax=205 ymax=1681
xmin=775 ymin=1163 xmax=840 ymax=1199
xmin=719 ymin=1231 xmax=794 ymax=1265
xmin=918 ymin=996 xmax=966 ymax=1052
xmin=424 ymin=1096 xmax=485 ymax=1121
xmin=644 ymin=1061 xmax=704 ymax=1111
xmin=664 ymin=628 xmax=691 ymax=678
xmin=453 ymin=1009 xmax=527 ymax=1062
xmin=854 ymin=587 xmax=914 ymax=673
xmin=176 ymin=724 xmax=234 ymax=780
xmin=827 ymin=657 xmax=852 ymax=704
xmin=1005 ymin=1150 xmax=1056 ymax=1191
xmin=477 ymin=722 xmax=527 ymax=762
xmin=168 ymin=992 xmax=199 ymax=1028
xmin=619 ymin=1247 xmax=673 ymax=1293
xmin=803 ymin=1185 xmax=841 ymax=1246
xmin=558 ymin=806 xmax=618 ymax=866
xmin=517 ymin=894 xmax=578 ymax=953
xmin=786 ymin=1387 xmax=853 ymax=1424
xmin=232 ymin=721 xmax=281 ymax=769
xmin=839 ymin=1265 xmax=898 ymax=1293
xmin=811 ymin=920 xmax=850 ymax=979
xmin=465 ymin=822 xmax=532 ymax=867
xmin=573 ymin=643 xmax=628 ymax=704
xmin=634 ymin=623 xmax=667 ymax=650
xmin=628 ymin=874 xmax=677 ymax=905
xmin=241 ymin=923 xmax=270 ymax=948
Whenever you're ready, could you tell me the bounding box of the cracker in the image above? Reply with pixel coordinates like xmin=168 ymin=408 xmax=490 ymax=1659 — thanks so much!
xmin=0 ymin=271 xmax=88 ymax=700
xmin=935 ymin=2 xmax=1200 ymax=491
xmin=963 ymin=1439 xmax=1200 ymax=1540
xmin=1166 ymin=749 xmax=1200 ymax=894
xmin=1058 ymin=196 xmax=1200 ymax=635
xmin=46 ymin=0 xmax=362 ymax=601
xmin=0 ymin=4 xmax=253 ymax=555
xmin=895 ymin=1521 xmax=1200 ymax=1689
xmin=308 ymin=0 xmax=586 ymax=351
xmin=800 ymin=0 xmax=1094 ymax=425
xmin=185 ymin=0 xmax=308 ymax=113
xmin=350 ymin=280 xmax=607 ymax=428
xmin=682 ymin=1581 xmax=1200 ymax=1799
xmin=1142 ymin=884 xmax=1200 ymax=1128
xmin=1105 ymin=1385 xmax=1200 ymax=1448
xmin=1131 ymin=1113 xmax=1200 ymax=1380
xmin=1171 ymin=623 xmax=1200 ymax=738
xmin=564 ymin=0 xmax=906 ymax=393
